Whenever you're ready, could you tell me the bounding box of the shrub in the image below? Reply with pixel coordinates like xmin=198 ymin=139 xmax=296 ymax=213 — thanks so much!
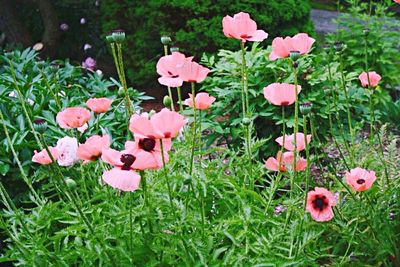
xmin=100 ymin=0 xmax=314 ymax=88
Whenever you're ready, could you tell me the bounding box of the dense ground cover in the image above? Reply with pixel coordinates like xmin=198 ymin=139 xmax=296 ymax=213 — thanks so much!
xmin=0 ymin=0 xmax=400 ymax=266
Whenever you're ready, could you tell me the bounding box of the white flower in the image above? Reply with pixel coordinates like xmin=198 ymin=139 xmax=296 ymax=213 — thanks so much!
xmin=95 ymin=69 xmax=103 ymax=76
xmin=27 ymin=98 xmax=34 ymax=106
xmin=83 ymin=43 xmax=92 ymax=51
xmin=8 ymin=91 xmax=17 ymax=98
xmin=56 ymin=136 xmax=78 ymax=166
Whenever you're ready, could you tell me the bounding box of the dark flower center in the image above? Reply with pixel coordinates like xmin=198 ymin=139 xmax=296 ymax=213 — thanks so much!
xmin=356 ymin=179 xmax=365 ymax=184
xmin=34 ymin=119 xmax=46 ymax=125
xmin=312 ymin=195 xmax=328 ymax=211
xmin=139 ymin=138 xmax=156 ymax=152
xmin=281 ymin=101 xmax=290 ymax=106
xmin=120 ymin=154 xmax=136 ymax=170
xmin=240 ymin=34 xmax=252 ymax=39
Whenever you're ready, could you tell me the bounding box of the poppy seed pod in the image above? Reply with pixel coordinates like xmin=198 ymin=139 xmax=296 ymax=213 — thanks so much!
xmin=33 ymin=119 xmax=48 ymax=134
xmin=161 ymin=36 xmax=172 ymax=45
xmin=333 ymin=41 xmax=344 ymax=52
xmin=111 ymin=30 xmax=125 ymax=43
xmin=300 ymin=102 xmax=313 ymax=115
xmin=170 ymin=46 xmax=179 ymax=53
xmin=163 ymin=95 xmax=172 ymax=107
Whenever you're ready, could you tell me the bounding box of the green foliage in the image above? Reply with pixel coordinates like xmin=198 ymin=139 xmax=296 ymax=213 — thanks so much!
xmin=0 ymin=48 xmax=150 ymax=201
xmin=100 ymin=0 xmax=314 ymax=88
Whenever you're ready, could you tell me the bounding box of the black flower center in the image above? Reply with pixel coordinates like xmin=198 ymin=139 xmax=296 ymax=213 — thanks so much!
xmin=281 ymin=101 xmax=290 ymax=106
xmin=139 ymin=138 xmax=156 ymax=152
xmin=312 ymin=195 xmax=328 ymax=211
xmin=357 ymin=179 xmax=365 ymax=184
xmin=120 ymin=154 xmax=136 ymax=170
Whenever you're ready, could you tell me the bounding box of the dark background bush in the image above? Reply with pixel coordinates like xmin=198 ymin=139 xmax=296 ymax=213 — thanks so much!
xmin=100 ymin=0 xmax=314 ymax=89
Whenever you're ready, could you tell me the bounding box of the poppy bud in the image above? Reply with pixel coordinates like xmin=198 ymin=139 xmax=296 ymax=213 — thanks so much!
xmin=118 ymin=87 xmax=124 ymax=96
xmin=50 ymin=63 xmax=59 ymax=74
xmin=161 ymin=36 xmax=172 ymax=45
xmin=289 ymin=51 xmax=300 ymax=61
xmin=242 ymin=117 xmax=251 ymax=126
xmin=300 ymin=102 xmax=313 ymax=115
xmin=106 ymin=34 xmax=114 ymax=43
xmin=33 ymin=119 xmax=47 ymax=134
xmin=148 ymin=109 xmax=156 ymax=117
xmin=170 ymin=46 xmax=179 ymax=53
xmin=163 ymin=95 xmax=172 ymax=107
xmin=65 ymin=178 xmax=77 ymax=189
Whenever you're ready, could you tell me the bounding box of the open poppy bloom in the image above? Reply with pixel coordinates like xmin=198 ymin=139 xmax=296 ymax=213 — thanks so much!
xmin=102 ymin=168 xmax=141 ymax=192
xmin=82 ymin=57 xmax=96 ymax=70
xmin=86 ymin=98 xmax=113 ymax=113
xmin=345 ymin=167 xmax=376 ymax=192
xmin=394 ymin=0 xmax=400 ymax=4
xmin=156 ymin=52 xmax=192 ymax=87
xmin=184 ymin=92 xmax=216 ymax=110
xmin=264 ymin=151 xmax=307 ymax=172
xmin=269 ymin=33 xmax=315 ymax=61
xmin=265 ymin=151 xmax=307 ymax=172
xmin=306 ymin=187 xmax=336 ymax=222
xmin=177 ymin=59 xmax=210 ymax=83
xmin=129 ymin=108 xmax=186 ymax=139
xmin=263 ymin=83 xmax=302 ymax=106
xmin=56 ymin=107 xmax=92 ymax=129
xmin=275 ymin=133 xmax=312 ymax=152
xmin=222 ymin=12 xmax=268 ymax=42
xmin=358 ymin=71 xmax=381 ymax=88
xmin=32 ymin=147 xmax=60 ymax=165
xmin=77 ymin=134 xmax=110 ymax=163
xmin=55 ymin=136 xmax=79 ymax=167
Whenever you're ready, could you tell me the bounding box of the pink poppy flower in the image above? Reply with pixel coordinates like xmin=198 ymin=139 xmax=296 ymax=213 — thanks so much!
xmin=358 ymin=71 xmax=381 ymax=88
xmin=82 ymin=57 xmax=96 ymax=70
xmin=275 ymin=133 xmax=312 ymax=152
xmin=177 ymin=59 xmax=210 ymax=83
xmin=32 ymin=147 xmax=60 ymax=165
xmin=395 ymin=0 xmax=400 ymax=4
xmin=56 ymin=107 xmax=92 ymax=129
xmin=129 ymin=108 xmax=186 ymax=139
xmin=184 ymin=92 xmax=216 ymax=110
xmin=102 ymin=168 xmax=141 ymax=192
xmin=263 ymin=83 xmax=302 ymax=106
xmin=306 ymin=187 xmax=336 ymax=222
xmin=265 ymin=151 xmax=307 ymax=172
xmin=55 ymin=136 xmax=78 ymax=167
xmin=77 ymin=135 xmax=110 ymax=163
xmin=269 ymin=33 xmax=315 ymax=61
xmin=345 ymin=167 xmax=376 ymax=192
xmin=156 ymin=52 xmax=192 ymax=87
xmin=86 ymin=97 xmax=113 ymax=113
xmin=222 ymin=12 xmax=268 ymax=42
xmin=102 ymin=139 xmax=169 ymax=170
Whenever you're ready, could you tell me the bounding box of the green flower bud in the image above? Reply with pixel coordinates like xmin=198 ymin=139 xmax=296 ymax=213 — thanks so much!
xmin=118 ymin=87 xmax=124 ymax=96
xmin=163 ymin=95 xmax=172 ymax=107
xmin=149 ymin=110 xmax=156 ymax=117
xmin=161 ymin=36 xmax=172 ymax=45
xmin=300 ymin=102 xmax=313 ymax=115
xmin=170 ymin=46 xmax=179 ymax=53
xmin=65 ymin=178 xmax=77 ymax=189
xmin=242 ymin=117 xmax=251 ymax=126
xmin=289 ymin=50 xmax=300 ymax=61
xmin=33 ymin=119 xmax=47 ymax=134
xmin=333 ymin=41 xmax=344 ymax=52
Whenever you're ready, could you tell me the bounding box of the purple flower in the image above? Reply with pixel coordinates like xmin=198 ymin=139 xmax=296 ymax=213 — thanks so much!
xmin=80 ymin=18 xmax=86 ymax=24
xmin=83 ymin=43 xmax=92 ymax=51
xmin=95 ymin=0 xmax=100 ymax=6
xmin=82 ymin=57 xmax=96 ymax=70
xmin=60 ymin=23 xmax=69 ymax=31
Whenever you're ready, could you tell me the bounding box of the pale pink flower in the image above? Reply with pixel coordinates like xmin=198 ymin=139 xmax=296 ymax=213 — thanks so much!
xmin=56 ymin=107 xmax=92 ymax=129
xmin=345 ymin=167 xmax=376 ymax=192
xmin=263 ymin=83 xmax=302 ymax=106
xmin=358 ymin=71 xmax=381 ymax=88
xmin=275 ymin=133 xmax=312 ymax=152
xmin=184 ymin=92 xmax=216 ymax=110
xmin=32 ymin=147 xmax=60 ymax=165
xmin=156 ymin=52 xmax=192 ymax=87
xmin=265 ymin=151 xmax=307 ymax=172
xmin=86 ymin=97 xmax=112 ymax=113
xmin=269 ymin=33 xmax=315 ymax=61
xmin=177 ymin=59 xmax=210 ymax=83
xmin=77 ymin=135 xmax=110 ymax=163
xmin=222 ymin=12 xmax=268 ymax=42
xmin=56 ymin=136 xmax=79 ymax=166
xmin=82 ymin=57 xmax=96 ymax=70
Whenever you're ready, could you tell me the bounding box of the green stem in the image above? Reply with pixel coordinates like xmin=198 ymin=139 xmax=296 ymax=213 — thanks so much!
xmin=163 ymin=44 xmax=175 ymax=111
xmin=303 ymin=115 xmax=311 ymax=200
xmin=0 ymin=109 xmax=44 ymax=205
xmin=39 ymin=67 xmax=61 ymax=110
xmin=177 ymin=86 xmax=183 ymax=112
xmin=290 ymin=61 xmax=299 ymax=192
xmin=339 ymin=53 xmax=355 ymax=150
xmin=140 ymin=170 xmax=153 ymax=234
xmin=116 ymin=43 xmax=133 ymax=118
xmin=159 ymin=139 xmax=176 ymax=216
xmin=189 ymin=82 xmax=197 ymax=175
xmin=8 ymin=61 xmax=43 ymax=150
